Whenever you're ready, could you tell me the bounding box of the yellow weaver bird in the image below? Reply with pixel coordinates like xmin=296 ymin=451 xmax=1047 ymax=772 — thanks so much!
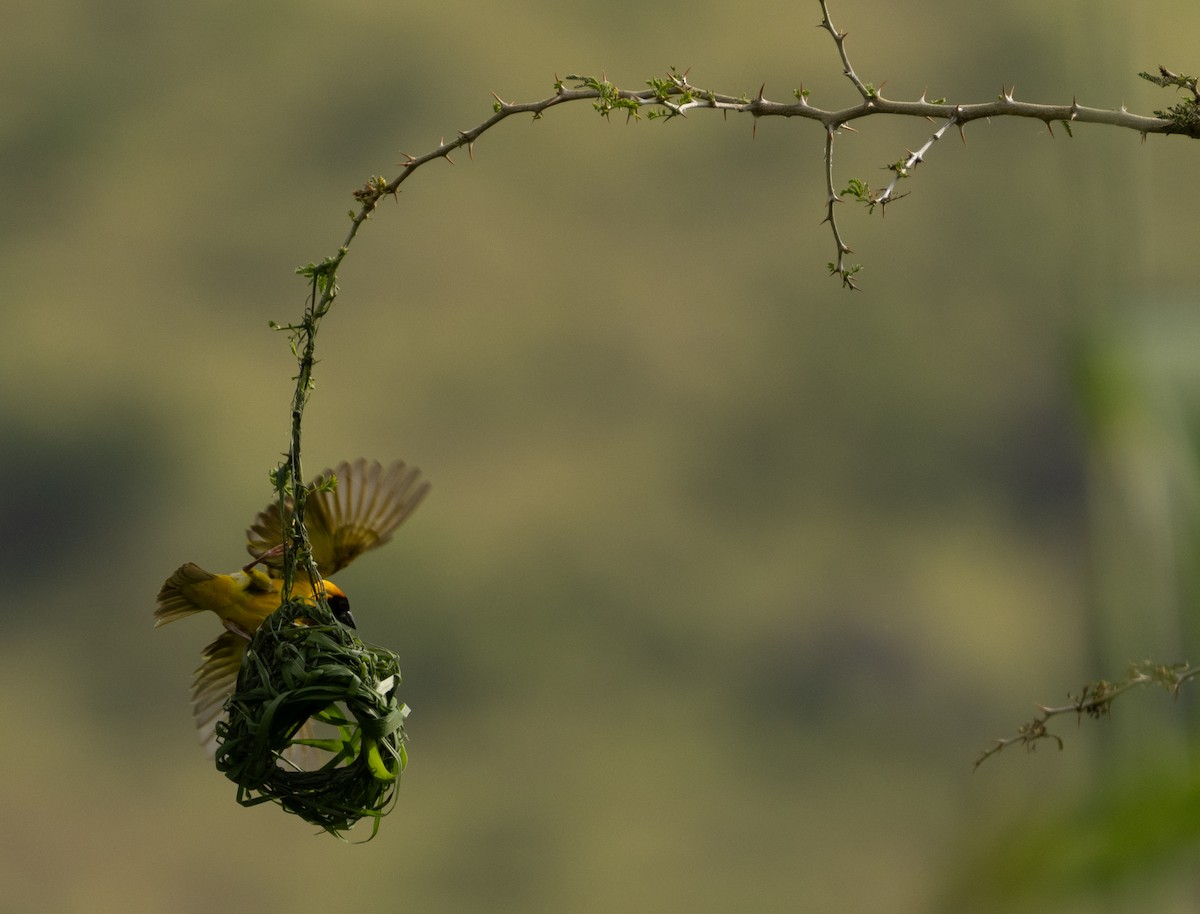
xmin=155 ymin=458 xmax=429 ymax=758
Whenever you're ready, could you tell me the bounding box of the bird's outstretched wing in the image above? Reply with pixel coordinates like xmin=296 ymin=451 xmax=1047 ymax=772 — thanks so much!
xmin=245 ymin=458 xmax=429 ymax=576
xmin=193 ymin=631 xmax=244 ymax=759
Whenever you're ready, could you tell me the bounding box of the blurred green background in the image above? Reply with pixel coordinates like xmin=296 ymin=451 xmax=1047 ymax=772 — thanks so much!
xmin=5 ymin=0 xmax=1200 ymax=910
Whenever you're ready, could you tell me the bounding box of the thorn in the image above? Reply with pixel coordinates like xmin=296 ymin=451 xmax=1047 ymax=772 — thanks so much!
xmin=1045 ymin=119 xmax=1054 ymax=137
xmin=1069 ymin=96 xmax=1080 ymax=120
xmin=468 ymin=141 xmax=475 ymax=161
xmin=491 ymin=91 xmax=506 ymax=108
xmin=953 ymin=109 xmax=967 ymax=144
xmin=752 ymin=119 xmax=757 ymax=139
xmin=757 ymin=83 xmax=766 ymax=101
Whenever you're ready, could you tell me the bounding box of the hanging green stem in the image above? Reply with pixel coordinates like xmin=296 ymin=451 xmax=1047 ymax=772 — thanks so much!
xmin=271 ymin=257 xmax=342 ymax=602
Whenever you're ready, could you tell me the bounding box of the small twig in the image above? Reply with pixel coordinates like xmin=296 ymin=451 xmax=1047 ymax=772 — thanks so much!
xmin=817 ymin=0 xmax=872 ymax=99
xmin=876 ymin=110 xmax=960 ymax=208
xmin=974 ymin=661 xmax=1200 ymax=768
xmin=820 ymin=127 xmax=860 ymax=288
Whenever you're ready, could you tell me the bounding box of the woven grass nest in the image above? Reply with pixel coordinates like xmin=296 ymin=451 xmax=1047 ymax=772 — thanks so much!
xmin=214 ymin=596 xmax=409 ymax=837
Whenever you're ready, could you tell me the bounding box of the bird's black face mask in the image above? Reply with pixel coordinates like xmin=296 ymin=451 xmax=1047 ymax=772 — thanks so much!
xmin=327 ymin=593 xmax=356 ymax=629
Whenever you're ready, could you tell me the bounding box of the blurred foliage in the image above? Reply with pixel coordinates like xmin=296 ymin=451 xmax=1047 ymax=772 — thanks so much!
xmin=939 ymin=760 xmax=1200 ymax=912
xmin=3 ymin=0 xmax=1200 ymax=911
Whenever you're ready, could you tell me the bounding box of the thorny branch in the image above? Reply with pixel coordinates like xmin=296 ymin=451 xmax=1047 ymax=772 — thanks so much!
xmin=974 ymin=662 xmax=1200 ymax=768
xmin=340 ymin=11 xmax=1195 ymax=291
